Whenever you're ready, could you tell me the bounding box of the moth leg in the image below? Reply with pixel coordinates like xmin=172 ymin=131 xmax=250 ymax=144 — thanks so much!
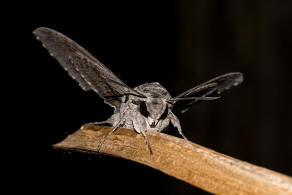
xmin=97 ymin=119 xmax=123 ymax=153
xmin=140 ymin=130 xmax=153 ymax=154
xmin=157 ymin=118 xmax=171 ymax=132
xmin=131 ymin=117 xmax=153 ymax=154
xmin=88 ymin=120 xmax=111 ymax=126
xmin=169 ymin=111 xmax=188 ymax=140
xmin=85 ymin=113 xmax=120 ymax=126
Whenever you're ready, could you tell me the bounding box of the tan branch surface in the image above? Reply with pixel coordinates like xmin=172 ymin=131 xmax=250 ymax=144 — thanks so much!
xmin=53 ymin=125 xmax=292 ymax=194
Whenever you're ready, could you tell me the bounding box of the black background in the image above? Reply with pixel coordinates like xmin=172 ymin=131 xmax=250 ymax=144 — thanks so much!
xmin=9 ymin=0 xmax=292 ymax=194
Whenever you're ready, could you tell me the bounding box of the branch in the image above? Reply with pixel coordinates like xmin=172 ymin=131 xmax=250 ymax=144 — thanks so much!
xmin=53 ymin=125 xmax=292 ymax=194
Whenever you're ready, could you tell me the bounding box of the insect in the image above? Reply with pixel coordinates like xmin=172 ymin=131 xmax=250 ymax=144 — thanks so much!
xmin=33 ymin=27 xmax=243 ymax=154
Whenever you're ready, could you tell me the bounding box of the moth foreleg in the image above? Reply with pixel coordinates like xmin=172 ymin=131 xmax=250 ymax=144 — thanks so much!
xmin=140 ymin=130 xmax=153 ymax=154
xmin=131 ymin=115 xmax=153 ymax=154
xmin=169 ymin=111 xmax=188 ymax=140
xmin=97 ymin=119 xmax=123 ymax=153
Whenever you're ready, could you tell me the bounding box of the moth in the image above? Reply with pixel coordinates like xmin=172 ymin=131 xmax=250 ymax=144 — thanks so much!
xmin=33 ymin=27 xmax=243 ymax=154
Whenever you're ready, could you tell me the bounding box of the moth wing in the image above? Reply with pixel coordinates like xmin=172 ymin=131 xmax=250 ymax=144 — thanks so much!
xmin=173 ymin=72 xmax=243 ymax=113
xmin=33 ymin=27 xmax=145 ymax=110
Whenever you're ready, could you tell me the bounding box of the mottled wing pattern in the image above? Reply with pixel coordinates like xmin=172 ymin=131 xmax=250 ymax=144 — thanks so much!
xmin=33 ymin=27 xmax=145 ymax=109
xmin=173 ymin=72 xmax=243 ymax=113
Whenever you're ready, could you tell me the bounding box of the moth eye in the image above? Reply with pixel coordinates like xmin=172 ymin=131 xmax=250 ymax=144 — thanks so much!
xmin=159 ymin=106 xmax=168 ymax=120
xmin=140 ymin=101 xmax=149 ymax=117
xmin=131 ymin=100 xmax=140 ymax=105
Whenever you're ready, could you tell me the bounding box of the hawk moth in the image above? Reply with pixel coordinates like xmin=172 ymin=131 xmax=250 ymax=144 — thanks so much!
xmin=33 ymin=27 xmax=243 ymax=154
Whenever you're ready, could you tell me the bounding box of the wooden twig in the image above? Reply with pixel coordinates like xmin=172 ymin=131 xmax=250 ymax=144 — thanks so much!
xmin=53 ymin=125 xmax=292 ymax=194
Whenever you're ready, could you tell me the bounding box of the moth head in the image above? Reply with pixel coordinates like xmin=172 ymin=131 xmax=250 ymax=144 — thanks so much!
xmin=139 ymin=98 xmax=169 ymax=128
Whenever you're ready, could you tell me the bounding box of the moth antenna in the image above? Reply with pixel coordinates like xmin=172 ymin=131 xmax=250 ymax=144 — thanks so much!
xmin=106 ymin=78 xmax=147 ymax=98
xmin=167 ymin=96 xmax=220 ymax=104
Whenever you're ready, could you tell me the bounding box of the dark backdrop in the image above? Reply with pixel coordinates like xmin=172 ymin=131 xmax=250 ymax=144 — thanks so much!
xmin=11 ymin=1 xmax=292 ymax=194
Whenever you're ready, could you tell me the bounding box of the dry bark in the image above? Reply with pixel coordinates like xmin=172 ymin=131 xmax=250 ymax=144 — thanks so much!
xmin=53 ymin=125 xmax=292 ymax=194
